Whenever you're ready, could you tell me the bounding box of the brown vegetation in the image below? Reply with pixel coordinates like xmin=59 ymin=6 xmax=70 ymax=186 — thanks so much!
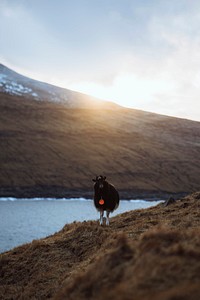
xmin=1 ymin=192 xmax=200 ymax=299
xmin=0 ymin=93 xmax=200 ymax=198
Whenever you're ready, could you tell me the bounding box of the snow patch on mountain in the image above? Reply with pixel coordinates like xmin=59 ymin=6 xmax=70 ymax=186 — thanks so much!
xmin=0 ymin=64 xmax=118 ymax=109
xmin=0 ymin=65 xmax=80 ymax=105
xmin=0 ymin=71 xmax=39 ymax=98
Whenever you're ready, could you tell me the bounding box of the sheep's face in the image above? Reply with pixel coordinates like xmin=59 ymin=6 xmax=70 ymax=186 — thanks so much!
xmin=92 ymin=175 xmax=106 ymax=190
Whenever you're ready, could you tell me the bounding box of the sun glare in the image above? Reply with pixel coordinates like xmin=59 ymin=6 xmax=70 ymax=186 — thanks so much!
xmin=69 ymin=74 xmax=175 ymax=110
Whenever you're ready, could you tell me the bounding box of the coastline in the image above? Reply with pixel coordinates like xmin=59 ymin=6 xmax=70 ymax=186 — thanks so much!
xmin=1 ymin=192 xmax=200 ymax=300
xmin=0 ymin=185 xmax=189 ymax=200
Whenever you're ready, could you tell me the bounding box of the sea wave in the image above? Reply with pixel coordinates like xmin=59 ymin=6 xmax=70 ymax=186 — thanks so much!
xmin=0 ymin=197 xmax=90 ymax=202
xmin=0 ymin=197 xmax=18 ymax=201
xmin=0 ymin=197 xmax=162 ymax=203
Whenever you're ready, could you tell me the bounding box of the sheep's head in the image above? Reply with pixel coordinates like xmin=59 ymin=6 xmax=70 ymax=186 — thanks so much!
xmin=92 ymin=175 xmax=106 ymax=189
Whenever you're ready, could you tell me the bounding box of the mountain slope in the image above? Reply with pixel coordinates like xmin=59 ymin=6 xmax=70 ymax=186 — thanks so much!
xmin=0 ymin=64 xmax=117 ymax=109
xmin=0 ymin=64 xmax=200 ymax=198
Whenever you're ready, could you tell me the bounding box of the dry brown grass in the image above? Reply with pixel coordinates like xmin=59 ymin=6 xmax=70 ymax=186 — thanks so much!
xmin=0 ymin=93 xmax=200 ymax=198
xmin=1 ymin=192 xmax=200 ymax=299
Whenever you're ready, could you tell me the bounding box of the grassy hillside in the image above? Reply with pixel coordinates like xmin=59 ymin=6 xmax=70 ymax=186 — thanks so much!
xmin=0 ymin=93 xmax=200 ymax=198
xmin=0 ymin=192 xmax=200 ymax=299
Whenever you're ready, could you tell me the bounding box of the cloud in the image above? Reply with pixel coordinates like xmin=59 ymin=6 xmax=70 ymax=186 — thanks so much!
xmin=0 ymin=0 xmax=200 ymax=120
xmin=69 ymin=3 xmax=200 ymax=121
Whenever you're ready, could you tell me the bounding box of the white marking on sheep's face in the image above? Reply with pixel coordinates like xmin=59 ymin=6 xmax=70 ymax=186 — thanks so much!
xmin=99 ymin=182 xmax=104 ymax=189
xmin=92 ymin=175 xmax=106 ymax=190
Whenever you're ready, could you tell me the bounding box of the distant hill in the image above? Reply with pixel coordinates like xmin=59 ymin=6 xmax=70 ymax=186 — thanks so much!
xmin=0 ymin=64 xmax=200 ymax=199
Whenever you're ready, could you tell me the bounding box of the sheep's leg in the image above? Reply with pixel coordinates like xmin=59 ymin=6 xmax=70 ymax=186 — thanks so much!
xmin=106 ymin=211 xmax=110 ymax=226
xmin=100 ymin=210 xmax=104 ymax=225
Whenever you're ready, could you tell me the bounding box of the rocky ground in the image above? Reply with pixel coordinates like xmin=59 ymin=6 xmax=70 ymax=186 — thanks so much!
xmin=1 ymin=192 xmax=200 ymax=300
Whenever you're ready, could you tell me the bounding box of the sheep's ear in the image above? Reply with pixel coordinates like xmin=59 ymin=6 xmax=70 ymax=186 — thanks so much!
xmin=92 ymin=178 xmax=96 ymax=182
xmin=103 ymin=176 xmax=106 ymax=180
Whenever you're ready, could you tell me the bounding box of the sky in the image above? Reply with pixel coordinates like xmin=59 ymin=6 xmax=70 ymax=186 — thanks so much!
xmin=0 ymin=0 xmax=200 ymax=121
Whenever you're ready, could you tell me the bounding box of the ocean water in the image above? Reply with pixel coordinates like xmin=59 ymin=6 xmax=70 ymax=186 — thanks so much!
xmin=0 ymin=198 xmax=162 ymax=253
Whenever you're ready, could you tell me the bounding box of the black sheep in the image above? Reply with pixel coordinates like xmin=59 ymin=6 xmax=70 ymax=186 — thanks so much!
xmin=92 ymin=175 xmax=120 ymax=225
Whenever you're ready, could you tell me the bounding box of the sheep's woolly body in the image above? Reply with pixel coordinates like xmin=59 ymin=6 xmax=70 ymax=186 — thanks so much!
xmin=93 ymin=176 xmax=120 ymax=225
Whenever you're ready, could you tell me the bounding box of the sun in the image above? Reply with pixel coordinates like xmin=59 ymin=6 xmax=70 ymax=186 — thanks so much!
xmin=68 ymin=73 xmax=175 ymax=110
